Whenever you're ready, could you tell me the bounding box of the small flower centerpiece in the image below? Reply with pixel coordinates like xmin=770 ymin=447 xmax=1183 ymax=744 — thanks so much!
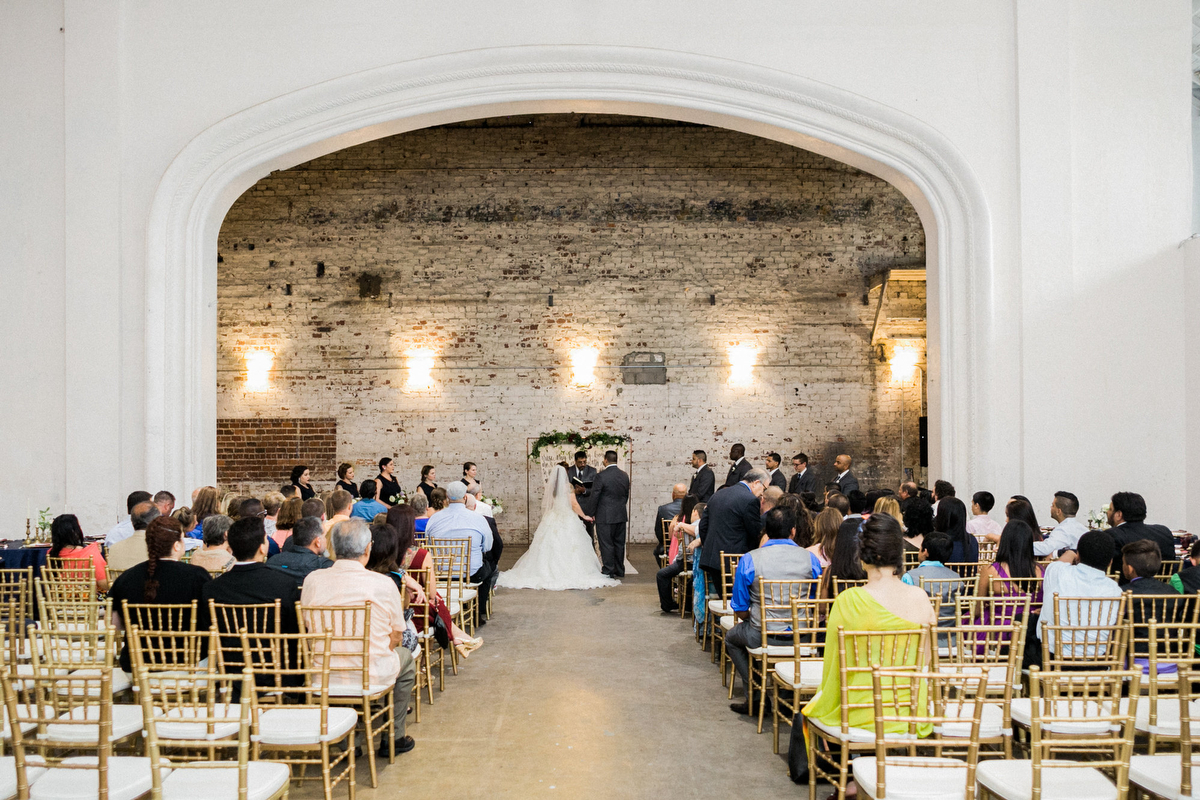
xmin=1087 ymin=505 xmax=1110 ymax=530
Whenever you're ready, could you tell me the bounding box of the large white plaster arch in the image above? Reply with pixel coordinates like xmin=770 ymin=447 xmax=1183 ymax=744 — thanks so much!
xmin=145 ymin=45 xmax=992 ymax=496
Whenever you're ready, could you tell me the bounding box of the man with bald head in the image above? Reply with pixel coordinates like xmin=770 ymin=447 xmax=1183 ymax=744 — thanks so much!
xmin=653 ymin=483 xmax=688 ymax=562
xmin=833 ymin=454 xmax=859 ymax=495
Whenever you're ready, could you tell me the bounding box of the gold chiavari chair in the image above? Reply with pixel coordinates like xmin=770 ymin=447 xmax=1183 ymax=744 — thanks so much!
xmin=902 ymin=550 xmax=923 ymax=573
xmin=833 ymin=577 xmax=869 ymax=597
xmin=405 ymin=566 xmax=441 ymax=712
xmin=746 ymin=578 xmax=820 ymax=733
xmin=1038 ymin=593 xmax=1129 ymax=672
xmin=122 ymin=602 xmax=208 ymax=698
xmin=977 ymin=667 xmax=1139 ymax=800
xmin=1158 ymin=560 xmax=1184 ymax=580
xmin=658 ymin=519 xmax=672 ymax=569
xmin=807 ymin=626 xmax=932 ymax=800
xmin=0 ymin=570 xmax=31 ymax=663
xmin=1129 ymin=666 xmax=1198 ymax=800
xmin=42 ymin=557 xmax=98 ymax=588
xmin=672 ymin=542 xmax=692 ymax=619
xmin=1132 ymin=617 xmax=1200 ymax=754
xmin=945 ymin=561 xmax=985 ymax=581
xmin=238 ymin=629 xmax=355 ymax=800
xmin=987 ymin=575 xmax=1044 ymax=614
xmin=851 ymin=668 xmax=989 ymax=800
xmin=976 ymin=540 xmax=998 ymax=562
xmin=427 ymin=538 xmax=478 ymax=636
xmin=36 ymin=579 xmax=103 ymax=631
xmin=771 ymin=594 xmax=834 ymax=753
xmin=207 ymin=600 xmax=283 ymax=675
xmin=297 ymin=604 xmax=394 ymax=790
xmin=917 ymin=576 xmax=968 ymax=645
xmin=713 ymin=552 xmax=741 ymax=681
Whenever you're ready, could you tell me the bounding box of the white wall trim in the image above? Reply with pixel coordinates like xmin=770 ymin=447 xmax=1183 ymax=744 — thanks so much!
xmin=144 ymin=45 xmax=993 ymax=496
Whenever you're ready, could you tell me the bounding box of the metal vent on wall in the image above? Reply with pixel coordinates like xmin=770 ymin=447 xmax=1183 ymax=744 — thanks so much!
xmin=621 ymin=352 xmax=667 ymax=385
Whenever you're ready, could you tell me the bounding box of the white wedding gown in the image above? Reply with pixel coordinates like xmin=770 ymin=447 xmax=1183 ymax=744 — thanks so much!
xmin=497 ymin=466 xmax=622 ymax=590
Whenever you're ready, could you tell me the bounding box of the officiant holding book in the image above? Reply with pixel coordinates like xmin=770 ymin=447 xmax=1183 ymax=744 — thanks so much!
xmin=568 ymin=451 xmax=598 ymax=540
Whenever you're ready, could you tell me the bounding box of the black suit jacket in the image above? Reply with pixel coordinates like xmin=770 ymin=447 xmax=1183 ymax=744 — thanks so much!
xmin=567 ymin=464 xmax=598 ymax=497
xmin=588 ymin=465 xmax=630 ymax=525
xmin=688 ymin=465 xmax=716 ymax=502
xmin=697 ymin=482 xmax=763 ymax=572
xmin=723 ymin=458 xmax=752 ymax=489
xmin=788 ymin=469 xmax=817 ymax=495
xmin=202 ymin=562 xmax=301 ymax=633
xmin=835 ymin=471 xmax=860 ymax=495
xmin=1109 ymin=521 xmax=1176 ymax=584
xmin=768 ymin=469 xmax=787 ymax=491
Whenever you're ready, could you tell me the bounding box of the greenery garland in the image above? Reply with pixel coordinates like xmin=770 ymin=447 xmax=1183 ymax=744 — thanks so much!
xmin=528 ymin=430 xmax=629 ymax=460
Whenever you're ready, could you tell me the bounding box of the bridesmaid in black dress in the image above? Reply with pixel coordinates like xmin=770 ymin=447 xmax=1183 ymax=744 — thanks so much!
xmin=290 ymin=465 xmax=315 ymax=501
xmin=417 ymin=465 xmax=438 ymax=502
xmin=335 ymin=462 xmax=359 ymax=499
xmin=376 ymin=457 xmax=404 ymax=507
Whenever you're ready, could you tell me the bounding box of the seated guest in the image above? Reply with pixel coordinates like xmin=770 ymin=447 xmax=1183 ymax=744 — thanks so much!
xmin=280 ymin=484 xmax=299 ymax=501
xmin=1034 ymin=491 xmax=1087 ymax=557
xmin=1122 ymin=539 xmax=1181 ymax=658
xmin=902 ymin=496 xmax=934 ymax=551
xmin=975 ymin=520 xmax=1043 ymax=614
xmin=189 ymin=486 xmax=221 ymax=539
xmin=653 ymin=484 xmax=687 ymax=562
xmin=966 ymin=491 xmax=1002 ymax=541
xmin=300 ymin=519 xmax=418 ymax=756
xmin=798 ymin=513 xmax=936 ymax=782
xmin=465 ymin=482 xmax=502 ymax=567
xmin=153 ymin=491 xmax=175 ymax=517
xmin=1106 ymin=491 xmax=1176 ymax=584
xmin=807 ymin=507 xmax=841 ymax=568
xmin=335 ymin=462 xmax=360 ymax=499
xmin=901 ymin=532 xmax=963 ymax=631
xmin=224 ymin=496 xmax=245 ymax=520
xmin=818 ymin=517 xmax=867 ymax=599
xmin=933 ymin=497 xmax=978 ymax=564
xmin=873 ymin=496 xmax=904 ymax=529
xmin=49 ymin=514 xmax=109 ymax=591
xmin=1037 ymin=530 xmax=1122 ymax=658
xmin=272 ymin=497 xmax=303 ymax=548
xmin=290 ymin=465 xmax=315 ymax=501
xmin=727 ymin=507 xmax=823 ymax=715
xmin=108 ymin=501 xmax=161 ymax=572
xmin=267 ymin=516 xmax=333 ymax=587
xmin=824 ymin=492 xmax=850 ymax=518
xmin=106 ymin=490 xmax=152 ymax=547
xmin=760 ymin=486 xmax=784 ymax=515
xmin=656 ymin=495 xmax=700 ymax=613
xmin=352 ymin=479 xmax=388 ymax=521
xmin=108 ymin=516 xmax=211 ymax=672
xmin=262 ymin=492 xmax=284 ymax=538
xmin=417 ymin=465 xmax=438 ymax=501
xmin=845 ymin=490 xmax=868 ymax=520
xmin=800 ymin=492 xmax=823 ymax=515
xmin=986 ymin=497 xmax=1042 ymax=544
xmin=424 ymin=481 xmax=496 ymax=621
xmin=171 ymin=506 xmax=196 ymax=537
xmin=203 ymin=516 xmax=301 ymax=633
xmin=410 ymin=492 xmax=431 ymax=533
xmin=189 ymin=514 xmax=235 ymax=573
xmin=932 ymin=479 xmax=955 ymax=515
xmin=323 ymin=489 xmax=353 ymax=534
xmin=428 ymin=487 xmax=448 ymax=514
xmin=236 ymin=498 xmax=278 ymax=557
xmin=1171 ymin=540 xmax=1200 ymax=594
xmin=897 ymin=481 xmax=920 ymax=512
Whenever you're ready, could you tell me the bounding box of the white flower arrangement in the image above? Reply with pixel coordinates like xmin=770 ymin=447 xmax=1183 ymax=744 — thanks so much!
xmin=481 ymin=495 xmax=503 ymax=514
xmin=1087 ymin=504 xmax=1110 ymax=530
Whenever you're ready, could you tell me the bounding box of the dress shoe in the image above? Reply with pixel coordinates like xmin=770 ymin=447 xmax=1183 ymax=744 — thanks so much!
xmin=661 ymin=605 xmax=680 ymax=614
xmin=730 ymin=701 xmax=750 ymax=715
xmin=377 ymin=735 xmax=416 ymax=757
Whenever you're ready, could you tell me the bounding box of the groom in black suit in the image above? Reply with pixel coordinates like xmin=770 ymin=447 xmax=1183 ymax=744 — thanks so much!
xmin=586 ymin=450 xmax=631 ymax=578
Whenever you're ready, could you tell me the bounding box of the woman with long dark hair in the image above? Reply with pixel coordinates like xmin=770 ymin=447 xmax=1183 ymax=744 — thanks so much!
xmin=976 ymin=520 xmax=1044 ymax=597
xmin=1004 ymin=498 xmax=1042 ymax=541
xmin=290 ymin=465 xmax=315 ymax=500
xmin=902 ymin=497 xmax=934 ymax=551
xmin=49 ymin=514 xmax=109 ymax=591
xmin=933 ymin=496 xmax=978 ymax=564
xmin=376 ymin=457 xmax=404 ymax=507
xmin=818 ymin=518 xmax=868 ymax=599
xmin=335 ymin=462 xmax=359 ymax=499
xmin=417 ymin=465 xmax=438 ymax=501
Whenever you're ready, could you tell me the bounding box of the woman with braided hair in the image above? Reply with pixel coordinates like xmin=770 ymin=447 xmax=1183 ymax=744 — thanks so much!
xmin=108 ymin=515 xmax=211 ymax=673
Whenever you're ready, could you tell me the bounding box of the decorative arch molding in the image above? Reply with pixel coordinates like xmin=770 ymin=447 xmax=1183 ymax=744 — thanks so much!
xmin=145 ymin=45 xmax=992 ymax=495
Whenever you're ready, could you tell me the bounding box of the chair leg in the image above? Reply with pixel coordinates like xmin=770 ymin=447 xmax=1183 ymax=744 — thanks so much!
xmin=347 ymin=736 xmax=357 ymax=800
xmin=756 ymin=660 xmax=768 ymax=733
xmin=772 ymin=681 xmax=780 ymax=754
xmin=361 ymin=700 xmax=379 ymax=788
xmin=320 ymin=742 xmax=334 ymax=800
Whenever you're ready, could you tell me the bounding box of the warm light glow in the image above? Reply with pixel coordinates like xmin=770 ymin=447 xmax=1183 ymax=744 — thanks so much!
xmin=405 ymin=349 xmax=436 ymax=390
xmin=727 ymin=344 xmax=757 ymax=386
xmin=570 ymin=346 xmax=599 ymax=386
xmin=890 ymin=347 xmax=920 ymax=379
xmin=244 ymin=350 xmax=274 ymax=392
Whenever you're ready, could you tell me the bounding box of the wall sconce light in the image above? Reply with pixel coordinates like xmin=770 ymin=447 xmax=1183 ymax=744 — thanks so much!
xmin=889 ymin=346 xmax=920 ymax=379
xmin=244 ymin=350 xmax=274 ymax=392
xmin=570 ymin=346 xmax=599 ymax=387
xmin=405 ymin=349 xmax=436 ymax=390
xmin=727 ymin=344 xmax=757 ymax=386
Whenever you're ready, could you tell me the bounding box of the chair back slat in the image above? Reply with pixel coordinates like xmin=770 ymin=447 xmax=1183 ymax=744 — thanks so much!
xmin=833 ymin=626 xmax=931 ymax=736
xmin=1041 ymin=593 xmax=1128 ymax=670
xmin=296 ymin=604 xmax=374 ymax=692
xmin=208 ymin=600 xmax=283 ymax=673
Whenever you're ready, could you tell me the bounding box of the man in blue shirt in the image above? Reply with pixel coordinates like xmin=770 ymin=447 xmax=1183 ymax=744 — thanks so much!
xmin=726 ymin=507 xmax=822 ymax=716
xmin=350 ymin=479 xmax=388 ymax=521
xmin=424 ymin=481 xmax=496 ymax=625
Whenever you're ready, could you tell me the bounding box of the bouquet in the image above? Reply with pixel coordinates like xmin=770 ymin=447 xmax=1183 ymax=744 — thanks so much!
xmin=481 ymin=495 xmax=504 ymax=514
xmin=389 ymin=491 xmax=407 ymax=506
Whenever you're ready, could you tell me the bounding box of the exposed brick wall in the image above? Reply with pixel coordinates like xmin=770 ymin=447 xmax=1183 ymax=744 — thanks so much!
xmin=216 ymin=114 xmax=927 ymax=541
xmin=216 ymin=418 xmax=338 ymax=490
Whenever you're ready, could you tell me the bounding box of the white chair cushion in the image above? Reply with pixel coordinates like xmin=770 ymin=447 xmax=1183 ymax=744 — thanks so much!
xmin=447 ymin=601 xmax=461 ymax=616
xmin=936 ymin=702 xmax=1004 ymax=739
xmin=31 ymin=757 xmax=167 ymax=800
xmin=160 ymin=761 xmax=290 ymax=800
xmin=447 ymin=587 xmax=477 ymax=602
xmin=256 ymin=707 xmax=358 ymax=745
xmin=155 ymin=704 xmax=241 ymax=741
xmin=60 ymin=669 xmax=132 ymax=697
xmin=808 ymin=716 xmax=916 ymax=744
xmin=853 ymin=756 xmax=968 ymax=800
xmin=937 ymin=663 xmax=1016 ymax=689
xmin=327 ymin=683 xmax=393 ymax=698
xmin=976 ymin=760 xmax=1117 ymax=800
xmin=1129 ymin=754 xmax=1200 ymax=800
xmin=747 ymin=644 xmax=794 ymax=657
xmin=0 ymin=705 xmax=54 ymax=739
xmin=773 ymin=660 xmax=823 ymax=689
xmin=707 ymin=599 xmax=731 ymax=615
xmin=1120 ymin=696 xmax=1200 ymax=737
xmin=45 ymin=705 xmax=155 ymax=743
xmin=719 ymin=615 xmax=736 ymax=632
xmin=1009 ymin=698 xmax=1118 ymax=734
xmin=0 ymin=756 xmax=46 ymax=800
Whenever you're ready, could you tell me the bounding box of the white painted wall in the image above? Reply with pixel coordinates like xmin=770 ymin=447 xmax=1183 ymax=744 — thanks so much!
xmin=0 ymin=0 xmax=1193 ymax=535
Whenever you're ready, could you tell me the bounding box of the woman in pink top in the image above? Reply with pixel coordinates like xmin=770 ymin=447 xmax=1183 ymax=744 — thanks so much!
xmin=49 ymin=514 xmax=109 ymax=591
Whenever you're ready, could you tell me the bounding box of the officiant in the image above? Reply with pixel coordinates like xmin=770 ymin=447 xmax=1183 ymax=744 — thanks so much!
xmin=568 ymin=451 xmax=598 ymax=540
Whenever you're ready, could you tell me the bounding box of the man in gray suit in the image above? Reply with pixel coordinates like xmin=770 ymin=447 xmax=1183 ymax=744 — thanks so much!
xmin=587 ymin=450 xmax=631 ymax=578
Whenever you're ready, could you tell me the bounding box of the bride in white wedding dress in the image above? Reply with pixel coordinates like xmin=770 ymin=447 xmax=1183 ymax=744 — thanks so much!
xmin=497 ymin=465 xmax=621 ymax=590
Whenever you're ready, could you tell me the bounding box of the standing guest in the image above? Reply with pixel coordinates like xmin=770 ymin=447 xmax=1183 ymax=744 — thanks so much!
xmin=898 ymin=481 xmax=920 ymax=512
xmin=153 ymin=491 xmax=175 ymax=517
xmin=1105 ymin=492 xmax=1176 ymax=584
xmin=788 ymin=453 xmax=817 ymax=495
xmin=697 ymin=468 xmax=768 ymax=596
xmin=873 ymin=496 xmax=904 ymax=529
xmin=586 ymin=451 xmax=632 ymax=580
xmin=417 ymin=465 xmax=438 ymax=501
xmin=290 ymin=465 xmax=315 ymax=501
xmin=1034 ymin=491 xmax=1087 ymax=557
xmin=323 ymin=490 xmax=353 ymax=534
xmin=190 ymin=486 xmax=221 ymax=539
xmin=300 ymin=519 xmax=417 ymax=757
xmin=410 ymin=492 xmax=432 ymax=534
xmin=807 ymin=507 xmax=842 ymax=568
xmin=975 ymin=520 xmax=1043 ymax=600
xmin=107 ymin=502 xmax=161 ymax=572
xmin=832 ymin=454 xmax=859 ymax=496
xmin=966 ymin=491 xmax=1002 ymax=540
xmin=1037 ymin=530 xmax=1122 ymax=658
xmin=424 ymin=482 xmax=496 ymax=624
xmin=352 ymin=480 xmax=388 ymax=521
xmin=933 ymin=496 xmax=978 ymax=564
xmin=203 ymin=516 xmax=301 ymax=632
xmin=654 ymin=484 xmax=687 ymax=562
xmin=280 ymin=485 xmax=299 ymax=501
xmin=106 ymin=491 xmax=152 ymax=547
xmin=189 ymin=514 xmax=235 ymax=573
xmin=266 ymin=516 xmax=333 ymax=587
xmin=688 ymin=450 xmax=716 ymax=503
xmin=272 ymin=497 xmax=304 ymax=548
xmin=723 ymin=443 xmax=752 ymax=489
xmin=463 ymin=461 xmax=479 ymax=486
xmin=49 ymin=514 xmax=109 ymax=591
xmin=335 ymin=463 xmax=359 ymax=498
xmin=656 ymin=495 xmax=700 ymax=613
xmin=764 ymin=453 xmax=787 ymax=491
xmin=262 ymin=492 xmax=283 ymax=539
xmin=108 ymin=516 xmax=211 ymax=672
xmin=1171 ymin=540 xmax=1200 ymax=594
xmin=932 ymin=480 xmax=956 ymax=515
xmin=375 ymin=457 xmax=404 ymax=507
xmin=818 ymin=518 xmax=869 ymax=599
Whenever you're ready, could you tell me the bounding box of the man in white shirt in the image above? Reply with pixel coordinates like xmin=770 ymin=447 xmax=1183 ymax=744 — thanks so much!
xmin=105 ymin=490 xmax=152 ymax=548
xmin=425 ymin=481 xmax=496 ymax=624
xmin=965 ymin=491 xmax=1003 ymax=541
xmin=464 ymin=482 xmax=493 ymax=517
xmin=1034 ymin=491 xmax=1088 ymax=557
xmin=1037 ymin=530 xmax=1122 ymax=659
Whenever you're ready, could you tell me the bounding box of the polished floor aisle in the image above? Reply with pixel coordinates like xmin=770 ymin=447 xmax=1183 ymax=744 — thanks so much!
xmin=297 ymin=544 xmax=805 ymax=799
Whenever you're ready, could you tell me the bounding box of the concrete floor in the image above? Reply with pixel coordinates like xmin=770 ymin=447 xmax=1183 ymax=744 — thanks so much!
xmin=295 ymin=544 xmax=814 ymax=799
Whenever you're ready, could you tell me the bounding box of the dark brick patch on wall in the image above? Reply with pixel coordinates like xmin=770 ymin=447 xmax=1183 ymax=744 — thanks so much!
xmin=217 ymin=418 xmax=337 ymax=489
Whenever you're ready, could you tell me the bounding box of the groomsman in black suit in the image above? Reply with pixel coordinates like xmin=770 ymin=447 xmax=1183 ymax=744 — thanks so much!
xmin=722 ymin=443 xmax=752 ymax=489
xmin=765 ymin=453 xmax=787 ymax=491
xmin=788 ymin=452 xmax=817 ymax=495
xmin=833 ymin=453 xmax=860 ymax=495
xmin=688 ymin=450 xmax=716 ymax=502
xmin=568 ymin=451 xmax=598 ymax=540
xmin=587 ymin=450 xmax=631 ymax=578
